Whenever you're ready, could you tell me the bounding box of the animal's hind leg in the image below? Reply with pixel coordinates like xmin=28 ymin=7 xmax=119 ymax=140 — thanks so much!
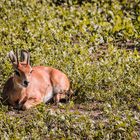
xmin=53 ymin=93 xmax=60 ymax=105
xmin=53 ymin=93 xmax=66 ymax=105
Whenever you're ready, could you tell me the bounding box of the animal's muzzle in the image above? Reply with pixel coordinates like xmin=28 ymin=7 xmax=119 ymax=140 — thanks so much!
xmin=23 ymin=80 xmax=29 ymax=87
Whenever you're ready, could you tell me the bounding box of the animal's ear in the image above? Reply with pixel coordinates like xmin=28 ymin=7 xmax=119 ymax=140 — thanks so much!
xmin=21 ymin=50 xmax=30 ymax=65
xmin=8 ymin=51 xmax=18 ymax=67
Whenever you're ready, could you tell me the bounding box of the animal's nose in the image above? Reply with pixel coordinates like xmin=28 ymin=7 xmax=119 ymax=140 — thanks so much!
xmin=23 ymin=80 xmax=29 ymax=87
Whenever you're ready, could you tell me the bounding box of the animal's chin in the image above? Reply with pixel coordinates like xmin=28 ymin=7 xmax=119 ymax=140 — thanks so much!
xmin=22 ymin=84 xmax=28 ymax=88
xmin=16 ymin=83 xmax=28 ymax=88
xmin=21 ymin=84 xmax=28 ymax=88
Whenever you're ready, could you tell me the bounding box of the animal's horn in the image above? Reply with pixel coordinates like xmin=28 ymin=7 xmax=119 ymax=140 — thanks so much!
xmin=16 ymin=48 xmax=19 ymax=65
xmin=27 ymin=52 xmax=30 ymax=65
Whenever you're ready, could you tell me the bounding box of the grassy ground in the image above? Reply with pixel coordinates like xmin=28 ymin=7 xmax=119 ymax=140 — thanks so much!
xmin=0 ymin=0 xmax=140 ymax=139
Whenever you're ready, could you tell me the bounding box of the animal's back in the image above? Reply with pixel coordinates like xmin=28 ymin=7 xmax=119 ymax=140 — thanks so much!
xmin=32 ymin=66 xmax=70 ymax=92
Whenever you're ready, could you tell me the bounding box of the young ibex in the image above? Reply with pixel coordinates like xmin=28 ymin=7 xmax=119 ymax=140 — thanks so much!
xmin=2 ymin=50 xmax=70 ymax=110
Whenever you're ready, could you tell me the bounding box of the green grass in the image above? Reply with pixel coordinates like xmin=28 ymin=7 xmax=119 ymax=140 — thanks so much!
xmin=0 ymin=0 xmax=140 ymax=139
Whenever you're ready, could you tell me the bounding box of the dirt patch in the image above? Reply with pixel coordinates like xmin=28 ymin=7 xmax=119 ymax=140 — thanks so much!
xmin=5 ymin=101 xmax=103 ymax=121
xmin=50 ymin=101 xmax=103 ymax=120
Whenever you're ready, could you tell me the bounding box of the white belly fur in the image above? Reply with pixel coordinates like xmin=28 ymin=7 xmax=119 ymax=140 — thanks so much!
xmin=43 ymin=91 xmax=53 ymax=103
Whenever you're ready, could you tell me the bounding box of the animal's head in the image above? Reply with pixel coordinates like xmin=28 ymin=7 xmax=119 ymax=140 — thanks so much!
xmin=8 ymin=49 xmax=33 ymax=88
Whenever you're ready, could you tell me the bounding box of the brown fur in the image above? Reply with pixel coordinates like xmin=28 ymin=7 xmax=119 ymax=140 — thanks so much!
xmin=2 ymin=50 xmax=70 ymax=110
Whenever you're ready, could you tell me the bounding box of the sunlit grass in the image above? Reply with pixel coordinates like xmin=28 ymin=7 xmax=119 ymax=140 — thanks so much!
xmin=0 ymin=0 xmax=140 ymax=139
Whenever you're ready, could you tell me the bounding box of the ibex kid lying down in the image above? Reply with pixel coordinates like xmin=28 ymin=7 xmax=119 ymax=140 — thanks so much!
xmin=2 ymin=50 xmax=70 ymax=110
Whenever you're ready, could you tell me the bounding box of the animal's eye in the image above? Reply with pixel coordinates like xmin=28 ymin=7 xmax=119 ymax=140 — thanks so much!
xmin=14 ymin=70 xmax=20 ymax=77
xmin=30 ymin=70 xmax=33 ymax=73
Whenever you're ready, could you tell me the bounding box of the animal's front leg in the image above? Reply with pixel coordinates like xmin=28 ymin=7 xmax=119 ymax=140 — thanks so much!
xmin=22 ymin=98 xmax=42 ymax=110
xmin=17 ymin=96 xmax=28 ymax=110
